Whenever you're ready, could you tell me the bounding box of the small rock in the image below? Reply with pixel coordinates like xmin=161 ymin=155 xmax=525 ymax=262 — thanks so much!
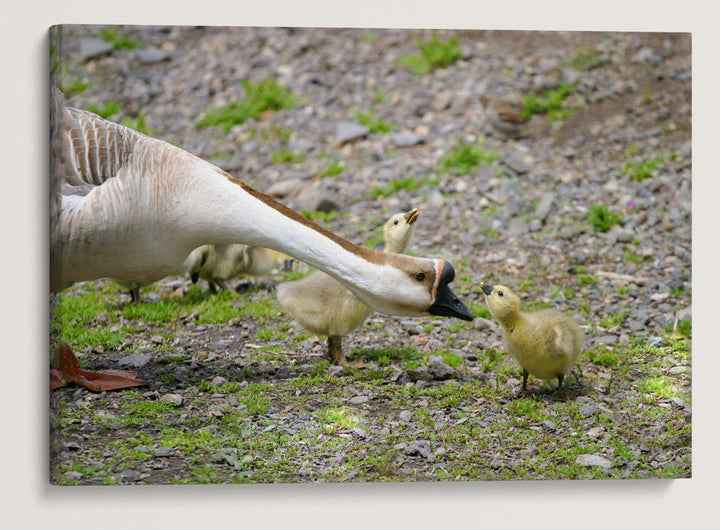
xmin=349 ymin=395 xmax=369 ymax=405
xmin=405 ymin=440 xmax=432 ymax=459
xmin=576 ymin=454 xmax=612 ymax=469
xmin=398 ymin=410 xmax=413 ymax=422
xmin=390 ymin=131 xmax=424 ymax=147
xmin=211 ymin=376 xmax=228 ymax=386
xmin=160 ymin=393 xmax=183 ymax=406
xmin=669 ymin=366 xmax=687 ymax=375
xmin=433 ymin=89 xmax=454 ymax=111
xmin=213 ymin=448 xmax=241 ymax=469
xmin=77 ymin=38 xmax=114 ymax=61
xmin=352 ymin=427 xmax=366 ymax=438
xmin=64 ymin=471 xmax=83 ymax=481
xmin=336 ymin=121 xmax=369 ymax=144
xmin=542 ymin=420 xmax=557 ymax=431
xmin=671 ymin=397 xmax=685 ymax=408
xmin=241 ymin=454 xmax=254 ymax=465
xmin=118 ymin=353 xmax=153 ymax=368
xmin=535 ymin=193 xmax=556 ymax=222
xmin=297 ymin=186 xmax=342 ymax=213
xmin=136 ymin=47 xmax=171 ymax=64
xmin=579 ymin=401 xmax=598 ymax=418
xmin=153 ymin=446 xmax=175 ymax=457
xmin=427 ymin=355 xmax=455 ymax=380
xmin=406 ymin=367 xmax=432 ymax=382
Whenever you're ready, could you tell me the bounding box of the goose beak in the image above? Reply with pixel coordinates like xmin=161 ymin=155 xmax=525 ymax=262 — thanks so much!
xmin=480 ymin=282 xmax=494 ymax=296
xmin=428 ymin=261 xmax=474 ymax=321
xmin=404 ymin=208 xmax=419 ymax=225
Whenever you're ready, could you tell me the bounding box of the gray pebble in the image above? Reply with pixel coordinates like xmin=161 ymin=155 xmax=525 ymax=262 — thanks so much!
xmin=575 ymin=454 xmax=612 ymax=469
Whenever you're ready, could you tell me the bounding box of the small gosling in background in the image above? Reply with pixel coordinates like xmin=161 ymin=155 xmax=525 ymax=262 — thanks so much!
xmin=479 ymin=282 xmax=584 ymax=391
xmin=181 ymin=244 xmax=293 ymax=293
xmin=277 ymin=209 xmax=419 ymax=366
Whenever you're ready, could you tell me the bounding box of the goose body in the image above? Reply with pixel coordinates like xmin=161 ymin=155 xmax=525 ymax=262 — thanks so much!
xmin=181 ymin=244 xmax=292 ymax=292
xmin=50 ymin=90 xmax=472 ymax=390
xmin=479 ymin=282 xmax=583 ymax=390
xmin=277 ymin=209 xmax=419 ymax=365
xmin=54 ymin=95 xmax=471 ymax=320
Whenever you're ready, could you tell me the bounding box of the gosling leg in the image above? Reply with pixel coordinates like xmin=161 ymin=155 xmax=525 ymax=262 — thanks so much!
xmin=129 ymin=285 xmax=141 ymax=304
xmin=327 ymin=336 xmax=347 ymax=366
xmin=557 ymin=373 xmax=565 ymax=390
xmin=521 ymin=369 xmax=529 ymax=391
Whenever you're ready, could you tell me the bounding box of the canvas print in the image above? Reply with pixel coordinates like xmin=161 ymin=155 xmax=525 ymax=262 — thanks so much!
xmin=49 ymin=25 xmax=691 ymax=484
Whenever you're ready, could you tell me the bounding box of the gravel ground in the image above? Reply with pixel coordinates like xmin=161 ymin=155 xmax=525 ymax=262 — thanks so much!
xmin=50 ymin=25 xmax=691 ymax=484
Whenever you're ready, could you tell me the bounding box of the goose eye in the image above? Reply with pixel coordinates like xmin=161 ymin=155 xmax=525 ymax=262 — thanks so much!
xmin=415 ymin=272 xmax=426 ymax=281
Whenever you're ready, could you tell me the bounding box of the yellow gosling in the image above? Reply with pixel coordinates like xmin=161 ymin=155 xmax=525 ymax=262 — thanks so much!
xmin=479 ymin=282 xmax=584 ymax=391
xmin=180 ymin=244 xmax=292 ymax=293
xmin=277 ymin=209 xmax=419 ymax=366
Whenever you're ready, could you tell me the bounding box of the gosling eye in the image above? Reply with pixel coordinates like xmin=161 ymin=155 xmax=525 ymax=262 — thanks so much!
xmin=394 ymin=219 xmax=399 ymax=225
xmin=415 ymin=272 xmax=426 ymax=282
xmin=498 ymin=290 xmax=504 ymax=297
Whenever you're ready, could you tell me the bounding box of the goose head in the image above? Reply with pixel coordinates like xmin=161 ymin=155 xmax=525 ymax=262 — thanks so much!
xmin=383 ymin=208 xmax=419 ymax=254
xmin=479 ymin=282 xmax=521 ymax=322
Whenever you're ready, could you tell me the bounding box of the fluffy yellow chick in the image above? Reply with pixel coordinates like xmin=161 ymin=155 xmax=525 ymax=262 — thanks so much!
xmin=480 ymin=282 xmax=584 ymax=391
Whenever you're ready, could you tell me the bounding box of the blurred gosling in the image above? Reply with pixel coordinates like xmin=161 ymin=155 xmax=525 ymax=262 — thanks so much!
xmin=180 ymin=244 xmax=293 ymax=293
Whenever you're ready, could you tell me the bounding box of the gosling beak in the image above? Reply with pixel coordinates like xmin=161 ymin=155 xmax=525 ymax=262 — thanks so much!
xmin=404 ymin=208 xmax=420 ymax=225
xmin=283 ymin=258 xmax=294 ymax=272
xmin=480 ymin=282 xmax=494 ymax=296
xmin=428 ymin=261 xmax=474 ymax=321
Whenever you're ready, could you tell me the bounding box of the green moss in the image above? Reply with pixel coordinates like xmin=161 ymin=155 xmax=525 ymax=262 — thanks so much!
xmin=196 ymin=78 xmax=302 ymax=131
xmin=441 ymin=139 xmax=500 ymax=176
xmin=396 ymin=32 xmax=463 ymax=75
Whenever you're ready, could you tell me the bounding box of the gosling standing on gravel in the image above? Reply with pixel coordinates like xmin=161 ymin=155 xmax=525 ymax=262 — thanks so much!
xmin=479 ymin=282 xmax=584 ymax=391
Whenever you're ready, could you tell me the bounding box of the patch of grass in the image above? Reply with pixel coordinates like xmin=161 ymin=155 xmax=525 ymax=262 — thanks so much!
xmin=98 ymin=27 xmax=140 ymax=50
xmin=317 ymin=159 xmax=346 ymax=178
xmin=623 ymin=152 xmax=676 ymax=182
xmin=301 ymin=209 xmax=347 ymax=225
xmin=241 ymin=394 xmax=271 ymax=416
xmin=585 ymin=346 xmax=621 ymax=368
xmin=122 ymin=301 xmax=180 ymax=324
xmin=256 ymin=326 xmax=289 ymax=341
xmin=368 ymin=175 xmax=440 ymax=199
xmin=396 ymin=32 xmax=463 ymax=75
xmin=196 ymin=78 xmax=302 ymax=131
xmin=589 ymin=204 xmax=624 ymax=232
xmin=599 ymin=310 xmax=628 ymax=329
xmin=317 ymin=407 xmax=361 ymax=432
xmin=638 ymin=377 xmax=682 ymax=401
xmin=59 ymin=67 xmax=92 ymax=94
xmin=624 ymin=248 xmax=648 ymax=265
xmin=522 ymin=83 xmax=578 ymax=121
xmin=441 ymin=139 xmax=500 ymax=176
xmin=85 ymin=100 xmax=123 ymax=119
xmin=355 ymin=107 xmax=394 ymax=133
xmin=666 ymin=318 xmax=691 ymax=338
xmin=564 ymin=48 xmax=606 ymax=71
xmin=575 ymin=273 xmax=598 ymax=286
xmin=272 ymin=147 xmax=305 ymax=164
xmin=354 ymin=347 xmax=424 ymax=369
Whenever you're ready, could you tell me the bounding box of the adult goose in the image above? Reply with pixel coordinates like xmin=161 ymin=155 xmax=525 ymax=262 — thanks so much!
xmin=277 ymin=208 xmax=419 ymax=366
xmin=50 ymin=89 xmax=473 ymax=390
